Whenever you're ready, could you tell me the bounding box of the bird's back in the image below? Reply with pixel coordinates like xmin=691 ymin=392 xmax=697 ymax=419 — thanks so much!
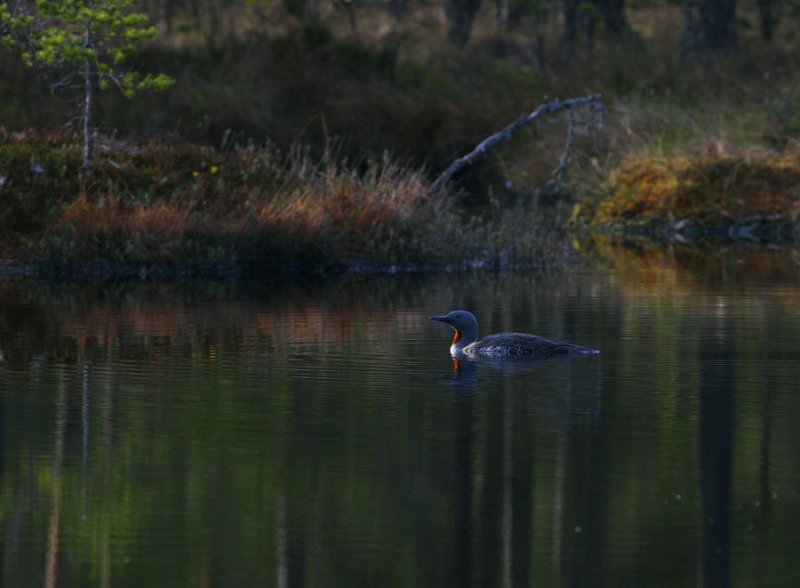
xmin=463 ymin=332 xmax=599 ymax=358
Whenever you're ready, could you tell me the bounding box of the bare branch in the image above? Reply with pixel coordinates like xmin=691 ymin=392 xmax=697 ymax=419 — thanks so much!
xmin=429 ymin=93 xmax=604 ymax=194
xmin=50 ymin=71 xmax=80 ymax=93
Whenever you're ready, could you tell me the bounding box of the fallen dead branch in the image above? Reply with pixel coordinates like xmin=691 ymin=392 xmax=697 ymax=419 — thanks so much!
xmin=429 ymin=94 xmax=605 ymax=194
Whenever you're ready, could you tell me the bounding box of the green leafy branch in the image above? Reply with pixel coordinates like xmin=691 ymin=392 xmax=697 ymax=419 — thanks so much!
xmin=0 ymin=0 xmax=174 ymax=169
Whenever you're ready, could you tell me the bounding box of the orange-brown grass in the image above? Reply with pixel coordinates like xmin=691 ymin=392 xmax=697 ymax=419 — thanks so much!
xmin=54 ymin=198 xmax=194 ymax=261
xmin=587 ymin=149 xmax=800 ymax=227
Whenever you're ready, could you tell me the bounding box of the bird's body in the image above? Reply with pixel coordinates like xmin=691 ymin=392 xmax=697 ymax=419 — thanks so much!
xmin=430 ymin=310 xmax=599 ymax=359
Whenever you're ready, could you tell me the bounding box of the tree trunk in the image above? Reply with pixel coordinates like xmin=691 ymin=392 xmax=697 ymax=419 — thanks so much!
xmin=683 ymin=0 xmax=737 ymax=54
xmin=164 ymin=0 xmax=174 ymax=34
xmin=560 ymin=0 xmax=579 ymax=56
xmin=532 ymin=7 xmax=546 ymax=67
xmin=388 ymin=0 xmax=409 ymax=21
xmin=446 ymin=0 xmax=482 ymax=47
xmin=284 ymin=0 xmax=310 ymax=19
xmin=757 ymin=0 xmax=775 ymax=42
xmin=591 ymin=0 xmax=630 ymax=35
xmin=505 ymin=4 xmax=529 ymax=32
xmin=592 ymin=0 xmax=631 ymax=36
xmin=82 ymin=45 xmax=96 ymax=172
xmin=702 ymin=0 xmax=737 ymax=50
xmin=341 ymin=0 xmax=360 ymax=41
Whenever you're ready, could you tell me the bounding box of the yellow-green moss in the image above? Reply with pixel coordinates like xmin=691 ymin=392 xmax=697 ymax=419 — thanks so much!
xmin=590 ymin=151 xmax=800 ymax=227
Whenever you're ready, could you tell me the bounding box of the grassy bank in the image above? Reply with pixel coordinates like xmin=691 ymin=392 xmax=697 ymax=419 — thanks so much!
xmin=0 ymin=131 xmax=571 ymax=275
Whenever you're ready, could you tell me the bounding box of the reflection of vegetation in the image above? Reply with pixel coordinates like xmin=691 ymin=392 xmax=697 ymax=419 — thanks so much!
xmin=577 ymin=233 xmax=800 ymax=288
xmin=1 ymin=271 xmax=800 ymax=585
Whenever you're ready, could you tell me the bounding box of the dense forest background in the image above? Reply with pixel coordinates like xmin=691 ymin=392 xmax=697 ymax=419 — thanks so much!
xmin=3 ymin=0 xmax=800 ymax=193
xmin=134 ymin=0 xmax=751 ymax=54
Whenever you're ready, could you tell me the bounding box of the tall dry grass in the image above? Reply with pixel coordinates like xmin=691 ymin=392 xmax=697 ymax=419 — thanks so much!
xmin=0 ymin=132 xmax=570 ymax=272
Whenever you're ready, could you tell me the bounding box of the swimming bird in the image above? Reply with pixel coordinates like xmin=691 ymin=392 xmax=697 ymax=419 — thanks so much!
xmin=430 ymin=310 xmax=599 ymax=358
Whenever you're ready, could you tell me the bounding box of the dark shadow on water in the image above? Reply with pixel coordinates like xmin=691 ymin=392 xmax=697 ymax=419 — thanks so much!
xmin=435 ymin=355 xmax=604 ymax=422
xmin=700 ymin=330 xmax=734 ymax=588
xmin=432 ymin=350 xmax=606 ymax=586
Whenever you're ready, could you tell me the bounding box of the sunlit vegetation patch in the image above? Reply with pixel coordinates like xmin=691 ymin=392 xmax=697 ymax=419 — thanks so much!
xmin=0 ymin=131 xmax=570 ymax=274
xmin=581 ymin=149 xmax=800 ymax=232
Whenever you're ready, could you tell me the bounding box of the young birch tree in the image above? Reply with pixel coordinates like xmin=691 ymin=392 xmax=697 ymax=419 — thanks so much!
xmin=0 ymin=0 xmax=173 ymax=171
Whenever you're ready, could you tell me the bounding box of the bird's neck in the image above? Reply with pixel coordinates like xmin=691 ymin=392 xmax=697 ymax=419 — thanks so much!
xmin=449 ymin=326 xmax=477 ymax=355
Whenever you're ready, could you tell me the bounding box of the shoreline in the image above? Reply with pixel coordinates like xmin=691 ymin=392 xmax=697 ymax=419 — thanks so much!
xmin=2 ymin=228 xmax=798 ymax=281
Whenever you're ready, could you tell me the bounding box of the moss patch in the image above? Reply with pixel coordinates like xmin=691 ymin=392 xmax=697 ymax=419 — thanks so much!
xmin=586 ymin=150 xmax=800 ymax=229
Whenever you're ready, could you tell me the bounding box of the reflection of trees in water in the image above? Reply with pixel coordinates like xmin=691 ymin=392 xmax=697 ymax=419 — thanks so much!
xmin=0 ymin=267 xmax=799 ymax=585
xmin=0 ymin=277 xmax=431 ymax=363
xmin=0 ymin=270 xmax=599 ymax=364
xmin=440 ymin=354 xmax=604 ymax=586
xmin=44 ymin=371 xmax=66 ymax=588
xmin=699 ymin=320 xmax=733 ymax=588
xmin=585 ymin=237 xmax=800 ymax=292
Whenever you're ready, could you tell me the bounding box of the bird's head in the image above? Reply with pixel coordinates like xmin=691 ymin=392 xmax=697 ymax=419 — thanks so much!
xmin=430 ymin=310 xmax=479 ymax=349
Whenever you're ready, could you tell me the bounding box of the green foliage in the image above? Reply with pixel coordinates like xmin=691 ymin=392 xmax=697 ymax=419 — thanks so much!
xmin=0 ymin=0 xmax=173 ymax=115
xmin=0 ymin=0 xmax=174 ymax=170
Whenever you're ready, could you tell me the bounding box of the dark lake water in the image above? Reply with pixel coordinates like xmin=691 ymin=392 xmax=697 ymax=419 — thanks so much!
xmin=2 ymin=247 xmax=800 ymax=587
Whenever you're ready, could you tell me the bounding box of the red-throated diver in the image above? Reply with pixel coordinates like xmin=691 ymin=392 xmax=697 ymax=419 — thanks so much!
xmin=430 ymin=310 xmax=599 ymax=358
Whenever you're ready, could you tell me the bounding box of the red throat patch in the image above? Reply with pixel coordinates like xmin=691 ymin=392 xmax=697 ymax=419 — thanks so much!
xmin=452 ymin=330 xmax=462 ymax=344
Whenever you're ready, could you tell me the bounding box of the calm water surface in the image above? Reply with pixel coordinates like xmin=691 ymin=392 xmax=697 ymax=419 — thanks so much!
xmin=2 ymin=253 xmax=800 ymax=587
